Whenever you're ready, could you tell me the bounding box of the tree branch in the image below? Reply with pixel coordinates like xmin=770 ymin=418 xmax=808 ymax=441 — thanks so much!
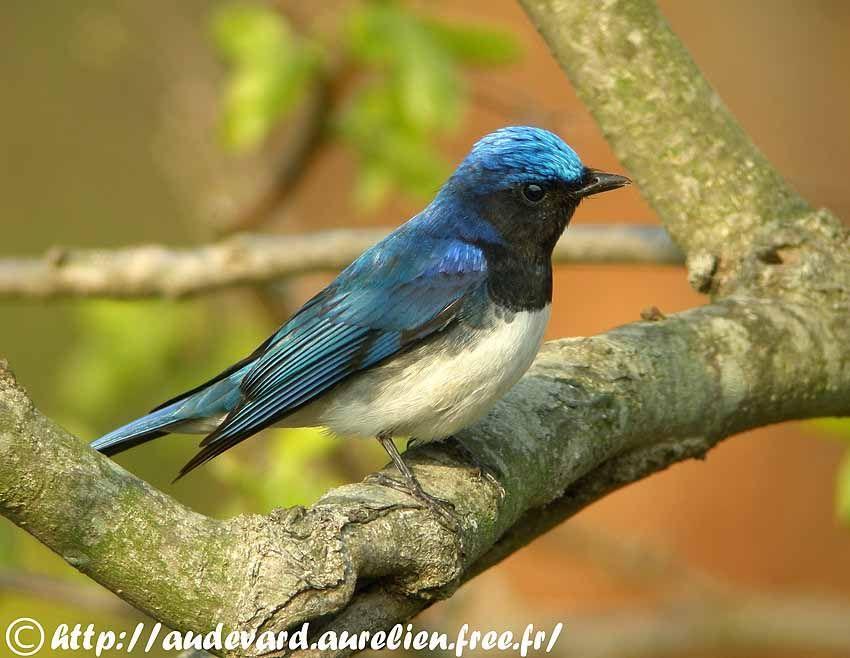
xmin=0 ymin=225 xmax=681 ymax=300
xmin=2 ymin=1 xmax=850 ymax=656
xmin=519 ymin=0 xmax=818 ymax=295
xmin=2 ymin=284 xmax=849 ymax=655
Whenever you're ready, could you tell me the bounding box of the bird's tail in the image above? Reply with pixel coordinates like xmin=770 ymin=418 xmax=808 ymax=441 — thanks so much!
xmin=90 ymin=364 xmax=249 ymax=457
xmin=90 ymin=401 xmax=190 ymax=456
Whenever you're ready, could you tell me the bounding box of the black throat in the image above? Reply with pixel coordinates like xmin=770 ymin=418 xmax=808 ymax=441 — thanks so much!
xmin=465 ymin=184 xmax=579 ymax=312
xmin=479 ymin=242 xmax=553 ymax=311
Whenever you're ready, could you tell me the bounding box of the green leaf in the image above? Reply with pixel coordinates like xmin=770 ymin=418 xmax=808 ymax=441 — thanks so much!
xmin=211 ymin=3 xmax=320 ymax=151
xmin=395 ymin=44 xmax=459 ymax=133
xmin=355 ymin=161 xmax=394 ymax=209
xmin=339 ymin=2 xmax=479 ymax=203
xmin=211 ymin=4 xmax=292 ymax=64
xmin=345 ymin=1 xmax=406 ymax=64
xmin=220 ymin=50 xmax=317 ymax=150
xmin=336 ymin=84 xmax=450 ymax=205
xmin=421 ymin=18 xmax=520 ymax=65
xmin=345 ymin=2 xmax=462 ymax=133
xmin=208 ymin=0 xmax=523 ymax=202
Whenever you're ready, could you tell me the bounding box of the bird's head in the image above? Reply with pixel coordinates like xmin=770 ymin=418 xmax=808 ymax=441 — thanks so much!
xmin=440 ymin=126 xmax=630 ymax=253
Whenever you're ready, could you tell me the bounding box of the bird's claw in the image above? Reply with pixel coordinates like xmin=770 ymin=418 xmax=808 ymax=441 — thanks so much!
xmin=366 ymin=472 xmax=460 ymax=532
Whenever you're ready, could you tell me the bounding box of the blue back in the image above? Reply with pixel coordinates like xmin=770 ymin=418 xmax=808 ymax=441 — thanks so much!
xmin=176 ymin=220 xmax=490 ymax=476
xmin=92 ymin=126 xmax=587 ymax=474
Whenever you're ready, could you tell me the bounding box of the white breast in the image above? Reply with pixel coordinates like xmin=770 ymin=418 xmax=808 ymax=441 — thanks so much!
xmin=296 ymin=306 xmax=551 ymax=441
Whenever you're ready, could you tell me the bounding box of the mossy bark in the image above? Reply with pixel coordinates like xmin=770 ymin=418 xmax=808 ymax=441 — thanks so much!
xmin=2 ymin=1 xmax=850 ymax=657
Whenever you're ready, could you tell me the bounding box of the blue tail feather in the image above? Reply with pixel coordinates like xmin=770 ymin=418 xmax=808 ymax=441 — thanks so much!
xmin=90 ymin=401 xmax=188 ymax=456
xmin=90 ymin=367 xmax=249 ymax=457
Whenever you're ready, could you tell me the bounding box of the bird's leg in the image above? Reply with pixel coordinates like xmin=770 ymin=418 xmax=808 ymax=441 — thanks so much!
xmin=369 ymin=433 xmax=459 ymax=530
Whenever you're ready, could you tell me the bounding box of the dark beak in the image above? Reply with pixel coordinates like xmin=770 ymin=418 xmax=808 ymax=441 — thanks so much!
xmin=575 ymin=168 xmax=631 ymax=197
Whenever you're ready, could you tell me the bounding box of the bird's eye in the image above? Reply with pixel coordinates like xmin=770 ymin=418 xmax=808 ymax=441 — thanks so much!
xmin=521 ymin=183 xmax=546 ymax=204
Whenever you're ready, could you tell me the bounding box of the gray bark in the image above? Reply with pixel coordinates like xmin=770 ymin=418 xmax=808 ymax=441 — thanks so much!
xmin=1 ymin=1 xmax=849 ymax=656
xmin=0 ymin=226 xmax=680 ymax=300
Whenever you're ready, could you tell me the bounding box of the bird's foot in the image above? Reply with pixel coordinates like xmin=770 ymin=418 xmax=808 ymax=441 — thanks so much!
xmin=366 ymin=471 xmax=460 ymax=532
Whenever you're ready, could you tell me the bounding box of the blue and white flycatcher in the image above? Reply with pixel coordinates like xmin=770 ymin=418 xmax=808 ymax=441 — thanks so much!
xmin=92 ymin=126 xmax=630 ymax=510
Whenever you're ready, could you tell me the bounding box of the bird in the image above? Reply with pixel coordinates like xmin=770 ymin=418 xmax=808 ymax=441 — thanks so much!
xmin=91 ymin=126 xmax=629 ymax=513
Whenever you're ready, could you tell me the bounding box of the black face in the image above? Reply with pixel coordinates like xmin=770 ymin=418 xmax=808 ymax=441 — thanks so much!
xmin=463 ymin=167 xmax=630 ymax=311
xmin=475 ymin=168 xmax=631 ymax=257
xmin=477 ymin=179 xmax=582 ymax=256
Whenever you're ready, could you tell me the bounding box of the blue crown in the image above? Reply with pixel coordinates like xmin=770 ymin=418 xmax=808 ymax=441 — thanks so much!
xmin=459 ymin=126 xmax=584 ymax=186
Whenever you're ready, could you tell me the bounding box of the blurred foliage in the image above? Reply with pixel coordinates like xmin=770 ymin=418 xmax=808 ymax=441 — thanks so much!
xmin=0 ymin=521 xmax=14 ymax=566
xmin=211 ymin=427 xmax=342 ymax=513
xmin=211 ymin=0 xmax=519 ymax=207
xmin=812 ymin=417 xmax=850 ymax=442
xmin=4 ymin=0 xmax=517 ymax=596
xmin=838 ymin=452 xmax=850 ymax=525
xmin=52 ymin=299 xmax=384 ymax=516
xmin=812 ymin=418 xmax=850 ymax=525
xmin=211 ymin=3 xmax=322 ymax=151
xmin=0 ymin=293 xmax=381 ymax=647
xmin=56 ymin=300 xmax=263 ymax=437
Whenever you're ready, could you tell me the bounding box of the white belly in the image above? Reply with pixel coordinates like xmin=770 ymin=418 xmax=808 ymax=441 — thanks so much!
xmin=291 ymin=305 xmax=551 ymax=440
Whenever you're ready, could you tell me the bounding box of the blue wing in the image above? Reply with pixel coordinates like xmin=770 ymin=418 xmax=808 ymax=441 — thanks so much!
xmin=176 ymin=229 xmax=488 ymax=477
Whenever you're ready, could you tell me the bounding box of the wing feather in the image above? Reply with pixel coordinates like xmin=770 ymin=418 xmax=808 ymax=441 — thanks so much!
xmin=177 ymin=234 xmax=487 ymax=478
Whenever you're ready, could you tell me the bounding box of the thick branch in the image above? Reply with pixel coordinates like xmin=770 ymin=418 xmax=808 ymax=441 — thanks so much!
xmin=0 ymin=225 xmax=681 ymax=300
xmin=2 ymin=287 xmax=849 ymax=655
xmin=2 ymin=1 xmax=850 ymax=655
xmin=519 ymin=0 xmax=815 ymax=292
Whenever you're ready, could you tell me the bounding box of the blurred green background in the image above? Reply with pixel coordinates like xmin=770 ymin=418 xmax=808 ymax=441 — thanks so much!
xmin=2 ymin=1 xmax=850 ymax=657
